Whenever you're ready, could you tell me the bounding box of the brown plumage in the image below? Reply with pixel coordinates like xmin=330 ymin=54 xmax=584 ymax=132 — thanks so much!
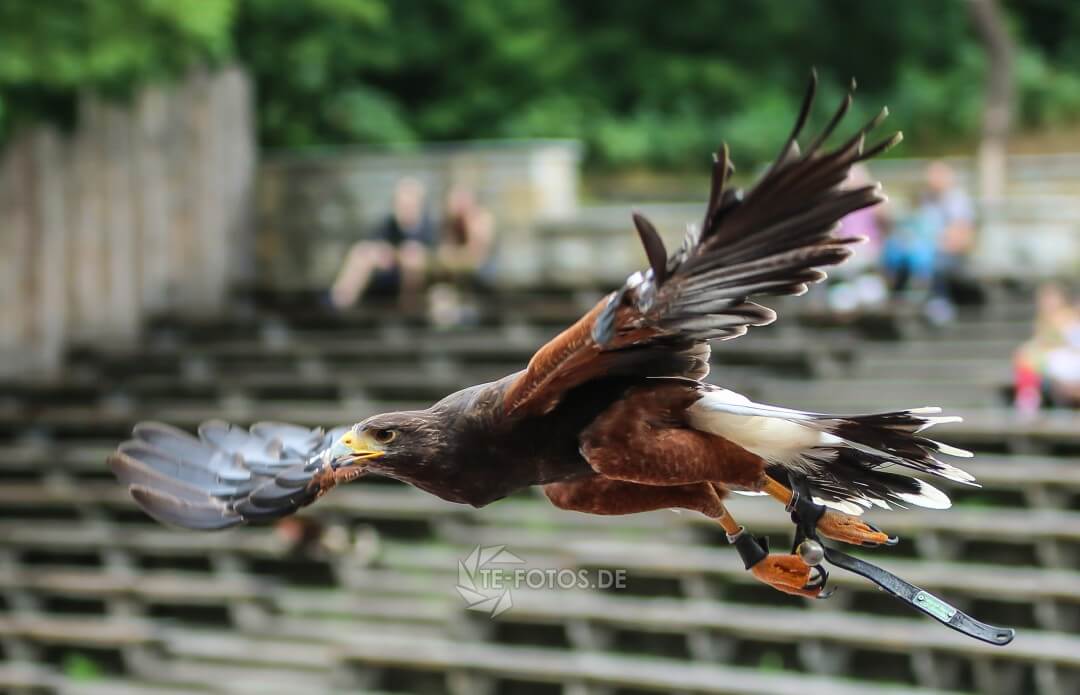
xmin=579 ymin=381 xmax=765 ymax=489
xmin=109 ymin=75 xmax=977 ymax=601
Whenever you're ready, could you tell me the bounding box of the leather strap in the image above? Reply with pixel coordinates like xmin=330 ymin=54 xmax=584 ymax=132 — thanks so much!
xmin=727 ymin=527 xmax=770 ymax=570
xmin=822 ymin=545 xmax=1015 ymax=646
xmin=785 ymin=471 xmax=1014 ymax=646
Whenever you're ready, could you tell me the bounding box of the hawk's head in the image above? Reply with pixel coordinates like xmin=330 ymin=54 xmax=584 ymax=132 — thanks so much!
xmin=330 ymin=410 xmax=447 ymax=482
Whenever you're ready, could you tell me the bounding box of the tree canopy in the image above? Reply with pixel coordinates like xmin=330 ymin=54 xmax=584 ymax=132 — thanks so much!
xmin=2 ymin=0 xmax=1079 ymax=168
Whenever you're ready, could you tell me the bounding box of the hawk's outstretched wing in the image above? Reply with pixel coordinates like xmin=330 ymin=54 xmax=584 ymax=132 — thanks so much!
xmin=108 ymin=421 xmax=347 ymax=530
xmin=504 ymin=74 xmax=898 ymax=417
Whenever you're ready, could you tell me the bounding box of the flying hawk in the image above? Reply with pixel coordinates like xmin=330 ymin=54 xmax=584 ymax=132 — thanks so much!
xmin=109 ymin=76 xmax=1010 ymax=642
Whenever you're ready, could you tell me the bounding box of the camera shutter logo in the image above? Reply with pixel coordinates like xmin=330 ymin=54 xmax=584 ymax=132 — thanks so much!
xmin=456 ymin=545 xmax=525 ymax=617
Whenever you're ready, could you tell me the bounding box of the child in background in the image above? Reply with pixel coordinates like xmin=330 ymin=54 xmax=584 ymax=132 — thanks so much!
xmin=1014 ymin=284 xmax=1080 ymax=414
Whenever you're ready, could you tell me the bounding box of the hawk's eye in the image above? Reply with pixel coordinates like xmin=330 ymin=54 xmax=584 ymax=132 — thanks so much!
xmin=372 ymin=428 xmax=397 ymax=445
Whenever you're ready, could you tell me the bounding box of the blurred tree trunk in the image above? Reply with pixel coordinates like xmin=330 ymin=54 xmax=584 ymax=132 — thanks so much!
xmin=968 ymin=0 xmax=1014 ymax=201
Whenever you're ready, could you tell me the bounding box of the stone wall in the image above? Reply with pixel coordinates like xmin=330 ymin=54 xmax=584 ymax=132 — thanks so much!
xmin=256 ymin=140 xmax=582 ymax=290
xmin=257 ymin=146 xmax=1080 ymax=294
xmin=537 ymin=153 xmax=1080 ymax=287
xmin=0 ymin=67 xmax=255 ymax=376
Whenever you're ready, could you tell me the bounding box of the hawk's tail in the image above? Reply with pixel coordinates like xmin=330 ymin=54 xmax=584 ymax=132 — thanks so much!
xmin=688 ymin=388 xmax=976 ymax=516
xmin=108 ymin=421 xmax=347 ymax=530
xmin=788 ymin=408 xmax=976 ymax=515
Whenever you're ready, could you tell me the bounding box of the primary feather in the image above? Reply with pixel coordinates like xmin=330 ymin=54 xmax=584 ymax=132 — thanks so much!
xmin=593 ymin=71 xmax=899 ymax=348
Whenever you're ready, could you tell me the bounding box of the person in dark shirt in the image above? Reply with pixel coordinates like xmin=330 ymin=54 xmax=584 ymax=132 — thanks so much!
xmin=331 ymin=177 xmax=436 ymax=309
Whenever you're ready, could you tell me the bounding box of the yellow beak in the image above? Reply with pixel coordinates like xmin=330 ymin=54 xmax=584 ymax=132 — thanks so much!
xmin=329 ymin=430 xmax=386 ymax=464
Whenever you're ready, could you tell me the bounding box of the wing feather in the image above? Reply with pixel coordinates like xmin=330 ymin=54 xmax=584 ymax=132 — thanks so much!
xmin=504 ymin=74 xmax=898 ymax=417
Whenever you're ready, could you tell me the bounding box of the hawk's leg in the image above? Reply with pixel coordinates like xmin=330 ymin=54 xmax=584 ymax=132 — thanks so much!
xmin=544 ymin=476 xmax=826 ymax=598
xmin=762 ymin=474 xmax=897 ymax=547
xmin=760 ymin=472 xmax=894 ymax=548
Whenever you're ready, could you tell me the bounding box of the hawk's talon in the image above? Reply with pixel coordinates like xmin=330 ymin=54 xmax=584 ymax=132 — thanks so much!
xmin=816 ymin=585 xmax=837 ymax=600
xmin=818 ymin=510 xmax=897 ymax=547
xmin=807 ymin=566 xmax=835 ymax=599
xmin=863 ymin=520 xmax=900 ymax=546
xmin=807 ymin=565 xmax=827 ymax=589
xmin=749 ymin=553 xmax=829 ymax=599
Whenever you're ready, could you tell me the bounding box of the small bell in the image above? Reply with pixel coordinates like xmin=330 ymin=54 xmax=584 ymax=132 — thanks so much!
xmin=797 ymin=539 xmax=825 ymax=566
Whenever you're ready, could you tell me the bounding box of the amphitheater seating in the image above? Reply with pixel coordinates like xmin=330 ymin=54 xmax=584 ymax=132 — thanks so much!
xmin=1 ymin=288 xmax=1078 ymax=695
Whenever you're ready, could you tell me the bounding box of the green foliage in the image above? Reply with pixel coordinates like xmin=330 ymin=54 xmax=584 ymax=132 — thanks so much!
xmin=3 ymin=0 xmax=1080 ymax=167
xmin=1016 ymin=49 xmax=1080 ymax=129
xmin=756 ymin=648 xmax=787 ymax=672
xmin=62 ymin=651 xmax=103 ymax=681
xmin=0 ymin=0 xmax=235 ymax=135
xmin=234 ymin=0 xmax=392 ymax=146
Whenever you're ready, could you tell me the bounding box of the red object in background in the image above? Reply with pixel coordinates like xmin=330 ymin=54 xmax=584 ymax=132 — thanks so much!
xmin=1014 ymin=356 xmax=1042 ymax=415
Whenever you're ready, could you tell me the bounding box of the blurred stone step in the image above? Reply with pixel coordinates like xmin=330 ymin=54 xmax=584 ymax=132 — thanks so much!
xmin=338 ymin=632 xmax=964 ymax=695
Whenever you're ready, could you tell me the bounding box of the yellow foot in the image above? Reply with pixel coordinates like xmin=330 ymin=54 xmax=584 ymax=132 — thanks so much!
xmin=761 ymin=475 xmax=898 ymax=548
xmin=750 ymin=553 xmax=828 ymax=598
xmin=818 ymin=510 xmax=897 ymax=547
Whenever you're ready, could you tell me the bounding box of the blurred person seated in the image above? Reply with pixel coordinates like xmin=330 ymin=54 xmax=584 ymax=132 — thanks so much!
xmin=428 ymin=185 xmax=496 ymax=327
xmin=825 ymin=164 xmax=890 ymax=313
xmin=435 ymin=185 xmax=496 ymax=282
xmin=1014 ymin=284 xmax=1080 ymax=413
xmin=882 ymin=161 xmax=976 ymax=324
xmin=924 ymin=160 xmax=978 ymax=317
xmin=330 ymin=177 xmax=436 ymax=310
xmin=881 ymin=193 xmax=939 ymax=300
